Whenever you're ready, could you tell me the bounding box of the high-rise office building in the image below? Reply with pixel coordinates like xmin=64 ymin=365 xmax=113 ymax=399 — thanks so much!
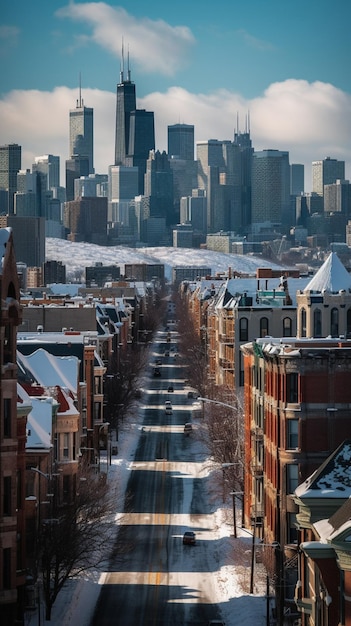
xmin=33 ymin=154 xmax=60 ymax=189
xmin=144 ymin=150 xmax=173 ymax=225
xmin=126 ymin=109 xmax=155 ymax=195
xmin=168 ymin=124 xmax=194 ymax=160
xmin=69 ymin=84 xmax=94 ymax=174
xmin=65 ymin=155 xmax=90 ymax=202
xmin=251 ymin=149 xmax=290 ymax=226
xmin=114 ymin=51 xmax=155 ymax=196
xmin=114 ymin=53 xmax=137 ymax=166
xmin=0 ymin=143 xmax=21 ymax=214
xmin=233 ymin=130 xmax=253 ymax=234
xmin=312 ymin=157 xmax=345 ymax=196
xmin=290 ymin=163 xmax=304 ymax=196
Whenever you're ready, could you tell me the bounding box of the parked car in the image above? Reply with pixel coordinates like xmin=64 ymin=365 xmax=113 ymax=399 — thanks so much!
xmin=164 ymin=351 xmax=170 ymax=357
xmin=165 ymin=400 xmax=172 ymax=407
xmin=153 ymin=368 xmax=161 ymax=377
xmin=155 ymin=358 xmax=162 ymax=365
xmin=184 ymin=422 xmax=192 ymax=435
xmin=183 ymin=531 xmax=196 ymax=545
xmin=167 ymin=385 xmax=174 ymax=392
xmin=208 ymin=621 xmax=226 ymax=626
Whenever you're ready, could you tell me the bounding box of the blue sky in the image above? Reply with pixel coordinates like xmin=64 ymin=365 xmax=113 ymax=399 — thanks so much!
xmin=1 ymin=0 xmax=351 ymax=189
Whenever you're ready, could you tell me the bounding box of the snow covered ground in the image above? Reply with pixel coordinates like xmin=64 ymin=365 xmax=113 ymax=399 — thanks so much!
xmin=46 ymin=237 xmax=282 ymax=283
xmin=24 ymin=403 xmax=271 ymax=626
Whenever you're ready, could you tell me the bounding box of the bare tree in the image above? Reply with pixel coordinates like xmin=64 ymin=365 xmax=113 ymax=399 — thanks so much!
xmin=104 ymin=343 xmax=149 ymax=434
xmin=39 ymin=466 xmax=120 ymax=620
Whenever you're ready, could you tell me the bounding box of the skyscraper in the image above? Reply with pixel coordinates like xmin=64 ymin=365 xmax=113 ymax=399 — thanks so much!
xmin=114 ymin=49 xmax=155 ymax=195
xmin=0 ymin=143 xmax=21 ymax=214
xmin=251 ymin=149 xmax=290 ymax=226
xmin=312 ymin=157 xmax=345 ymax=196
xmin=114 ymin=52 xmax=136 ymax=166
xmin=168 ymin=124 xmax=194 ymax=160
xmin=69 ymin=82 xmax=94 ymax=174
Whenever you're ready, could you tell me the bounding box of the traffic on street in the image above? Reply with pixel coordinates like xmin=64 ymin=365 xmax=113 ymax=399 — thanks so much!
xmin=90 ymin=305 xmax=227 ymax=625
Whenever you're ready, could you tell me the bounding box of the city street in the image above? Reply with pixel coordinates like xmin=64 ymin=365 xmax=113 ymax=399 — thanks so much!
xmin=90 ymin=325 xmax=227 ymax=625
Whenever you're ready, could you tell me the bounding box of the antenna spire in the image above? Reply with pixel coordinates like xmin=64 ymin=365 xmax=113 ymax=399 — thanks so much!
xmin=127 ymin=44 xmax=131 ymax=81
xmin=120 ymin=38 xmax=124 ymax=82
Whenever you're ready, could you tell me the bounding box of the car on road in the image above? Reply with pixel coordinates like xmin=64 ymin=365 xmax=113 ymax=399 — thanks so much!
xmin=183 ymin=531 xmax=196 ymax=545
xmin=184 ymin=422 xmax=192 ymax=434
xmin=167 ymin=385 xmax=174 ymax=392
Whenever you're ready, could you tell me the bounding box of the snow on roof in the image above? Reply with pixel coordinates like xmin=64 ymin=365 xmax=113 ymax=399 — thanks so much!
xmin=19 ymin=348 xmax=80 ymax=395
xmin=304 ymin=252 xmax=351 ymax=294
xmin=18 ymin=384 xmax=54 ymax=450
xmin=295 ymin=440 xmax=351 ymax=499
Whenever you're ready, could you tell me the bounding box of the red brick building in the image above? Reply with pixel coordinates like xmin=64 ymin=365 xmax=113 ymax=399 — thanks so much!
xmin=0 ymin=228 xmax=24 ymax=624
xmin=241 ymin=253 xmax=351 ymax=622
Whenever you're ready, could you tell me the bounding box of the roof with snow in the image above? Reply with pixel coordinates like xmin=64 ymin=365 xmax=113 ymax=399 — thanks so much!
xmin=295 ymin=440 xmax=351 ymax=499
xmin=18 ymin=348 xmax=80 ymax=395
xmin=303 ymin=252 xmax=351 ymax=294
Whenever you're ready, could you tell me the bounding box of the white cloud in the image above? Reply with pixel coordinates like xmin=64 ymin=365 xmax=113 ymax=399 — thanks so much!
xmin=0 ymin=79 xmax=350 ymax=191
xmin=55 ymin=2 xmax=195 ymax=76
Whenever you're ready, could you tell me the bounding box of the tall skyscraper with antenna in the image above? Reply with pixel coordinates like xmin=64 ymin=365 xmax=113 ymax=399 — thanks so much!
xmin=114 ymin=47 xmax=136 ymax=167
xmin=114 ymin=46 xmax=155 ymax=195
xmin=69 ymin=78 xmax=94 ymax=174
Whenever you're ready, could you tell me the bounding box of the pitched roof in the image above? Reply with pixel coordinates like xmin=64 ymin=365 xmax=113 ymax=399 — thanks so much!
xmin=295 ymin=439 xmax=351 ymax=499
xmin=304 ymin=252 xmax=351 ymax=294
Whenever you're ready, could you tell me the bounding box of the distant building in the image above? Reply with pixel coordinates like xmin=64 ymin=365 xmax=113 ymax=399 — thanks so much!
xmin=251 ymin=149 xmax=290 ymax=226
xmin=144 ymin=150 xmax=174 ymax=225
xmin=290 ymin=163 xmax=304 ymax=197
xmin=124 ymin=263 xmax=165 ymax=281
xmin=0 ymin=215 xmax=45 ymax=267
xmin=26 ymin=266 xmax=43 ymax=288
xmin=69 ymin=87 xmax=94 ymax=174
xmin=43 ymin=260 xmax=66 ymax=285
xmin=168 ymin=123 xmax=194 ymax=160
xmin=312 ymin=156 xmax=345 ymax=197
xmin=172 ymin=266 xmax=211 ymax=284
xmin=324 ymin=178 xmax=351 ymax=216
xmin=114 ymin=52 xmax=155 ymax=195
xmin=63 ymin=196 xmax=107 ymax=245
xmin=0 ymin=143 xmax=21 ymax=214
xmin=85 ymin=263 xmax=121 ymax=287
xmin=65 ymin=155 xmax=90 ymax=202
xmin=172 ymin=223 xmax=193 ymax=248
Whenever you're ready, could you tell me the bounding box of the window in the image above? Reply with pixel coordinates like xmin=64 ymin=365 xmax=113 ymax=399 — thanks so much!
xmin=287 ymin=464 xmax=299 ymax=494
xmin=63 ymin=433 xmax=69 ymax=459
xmin=300 ymin=308 xmax=306 ymax=337
xmin=287 ymin=513 xmax=298 ymax=544
xmin=347 ymin=308 xmax=351 ymax=339
xmin=239 ymin=317 xmax=248 ymax=342
xmin=260 ymin=317 xmax=269 ymax=337
xmin=331 ymin=307 xmax=339 ymax=337
xmin=287 ymin=419 xmax=298 ymax=449
xmin=313 ymin=309 xmax=322 ymax=338
xmin=287 ymin=373 xmax=299 ymax=403
xmin=3 ymin=476 xmax=12 ymax=516
xmin=283 ymin=317 xmax=292 ymax=337
xmin=3 ymin=398 xmax=11 ymax=438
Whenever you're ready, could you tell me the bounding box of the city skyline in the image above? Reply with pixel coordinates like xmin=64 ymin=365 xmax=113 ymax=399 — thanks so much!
xmin=1 ymin=0 xmax=351 ymax=189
